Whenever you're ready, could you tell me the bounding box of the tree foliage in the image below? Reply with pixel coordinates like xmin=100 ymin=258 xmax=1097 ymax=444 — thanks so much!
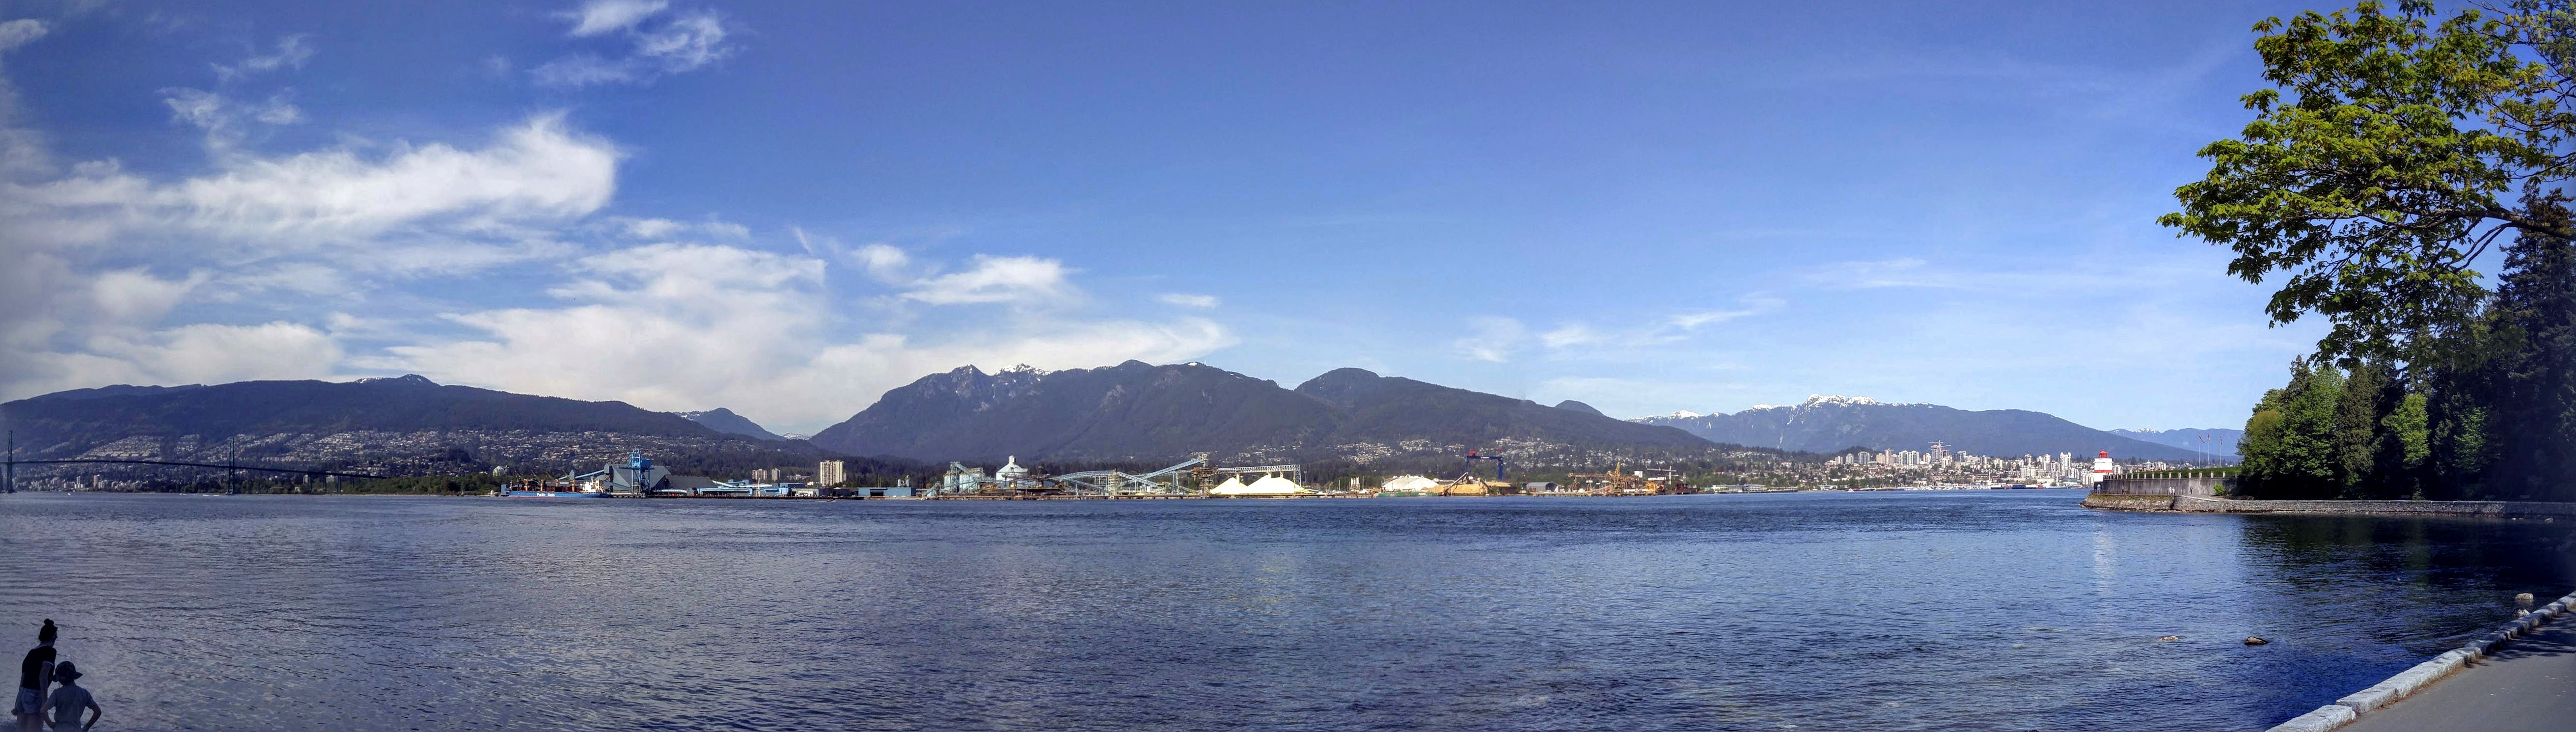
xmin=2163 ymin=0 xmax=2576 ymax=361
xmin=2189 ymin=1 xmax=2576 ymax=500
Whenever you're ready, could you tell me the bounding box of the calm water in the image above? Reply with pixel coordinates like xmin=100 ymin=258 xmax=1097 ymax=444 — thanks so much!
xmin=0 ymin=489 xmax=2570 ymax=731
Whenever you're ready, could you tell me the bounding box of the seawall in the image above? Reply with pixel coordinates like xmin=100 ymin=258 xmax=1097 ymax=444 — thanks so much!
xmin=2091 ymin=475 xmax=2226 ymax=497
xmin=2081 ymin=493 xmax=2576 ymax=518
xmin=2264 ymin=589 xmax=2576 ymax=732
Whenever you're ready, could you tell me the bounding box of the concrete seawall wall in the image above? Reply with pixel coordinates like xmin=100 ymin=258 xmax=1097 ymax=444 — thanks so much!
xmin=2092 ymin=476 xmax=2226 ymax=497
xmin=2081 ymin=493 xmax=2576 ymax=518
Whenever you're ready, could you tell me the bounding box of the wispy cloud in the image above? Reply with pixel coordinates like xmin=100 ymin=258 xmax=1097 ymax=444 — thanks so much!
xmin=212 ymin=34 xmax=312 ymax=83
xmin=1452 ymin=317 xmax=1528 ymax=362
xmin=563 ymin=0 xmax=668 ymax=37
xmin=0 ymin=19 xmax=45 ymax=53
xmin=902 ymin=255 xmax=1074 ymax=305
xmin=533 ymin=1 xmax=735 ymax=87
xmin=1157 ymin=293 xmax=1219 ymax=308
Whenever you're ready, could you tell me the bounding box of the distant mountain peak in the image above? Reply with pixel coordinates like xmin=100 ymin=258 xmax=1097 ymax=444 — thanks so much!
xmin=1737 ymin=395 xmax=1925 ymax=413
xmin=356 ymin=374 xmax=438 ymax=386
xmin=674 ymin=407 xmax=786 ymax=441
xmin=1553 ymin=400 xmax=1604 ymax=416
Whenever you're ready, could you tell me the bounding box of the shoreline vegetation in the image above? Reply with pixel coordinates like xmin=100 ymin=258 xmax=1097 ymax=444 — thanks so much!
xmin=2165 ymin=0 xmax=2576 ymax=503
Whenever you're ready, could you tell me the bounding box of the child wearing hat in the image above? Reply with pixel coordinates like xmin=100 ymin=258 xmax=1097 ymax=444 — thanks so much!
xmin=39 ymin=661 xmax=93 ymax=732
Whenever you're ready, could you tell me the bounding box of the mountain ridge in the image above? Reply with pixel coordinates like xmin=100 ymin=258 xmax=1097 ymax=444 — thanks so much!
xmin=1633 ymin=395 xmax=2214 ymax=462
xmin=0 ymin=376 xmax=824 ymax=477
xmin=811 ymin=362 xmax=1712 ymax=463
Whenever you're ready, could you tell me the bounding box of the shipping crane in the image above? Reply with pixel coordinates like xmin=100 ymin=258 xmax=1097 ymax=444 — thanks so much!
xmin=1463 ymin=450 xmax=1506 ymax=480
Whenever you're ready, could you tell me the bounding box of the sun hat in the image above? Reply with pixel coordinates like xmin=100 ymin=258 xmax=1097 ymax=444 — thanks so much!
xmin=49 ymin=661 xmax=77 ymax=682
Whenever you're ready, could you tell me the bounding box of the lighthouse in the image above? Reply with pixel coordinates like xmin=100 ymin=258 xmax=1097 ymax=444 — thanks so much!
xmin=2087 ymin=451 xmax=2115 ymax=485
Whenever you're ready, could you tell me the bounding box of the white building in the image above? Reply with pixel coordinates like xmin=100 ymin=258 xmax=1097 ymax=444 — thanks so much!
xmin=818 ymin=460 xmax=847 ymax=487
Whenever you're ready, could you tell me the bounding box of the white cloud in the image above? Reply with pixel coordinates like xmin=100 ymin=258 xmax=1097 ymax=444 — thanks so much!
xmin=1539 ymin=324 xmax=1597 ymax=348
xmin=621 ymin=216 xmax=684 ymax=239
xmin=0 ymin=19 xmax=45 ymax=53
xmin=14 ymin=113 xmax=617 ymax=258
xmin=535 ymin=3 xmax=733 ymax=87
xmin=0 ymin=112 xmax=620 ymax=400
xmin=564 ymin=0 xmax=669 ymax=37
xmin=250 ymin=93 xmax=302 ymax=125
xmin=852 ymin=243 xmax=911 ymax=281
xmin=633 ymin=12 xmax=728 ymax=70
xmin=610 ymin=215 xmax=746 ymax=241
xmin=1669 ymin=296 xmax=1784 ymax=329
xmin=159 ymin=87 xmax=303 ymax=139
xmin=89 ymin=322 xmax=343 ymax=385
xmin=161 ymin=87 xmax=225 ymax=130
xmin=213 ymin=34 xmax=314 ymax=82
xmin=380 ymin=243 xmax=1233 ymax=431
xmin=88 ymin=268 xmax=208 ymax=323
xmin=1452 ymin=317 xmax=1527 ymax=363
xmin=1157 ymin=293 xmax=1219 ymax=308
xmin=902 ymin=254 xmax=1074 ymax=305
xmin=529 ymin=55 xmax=636 ymax=87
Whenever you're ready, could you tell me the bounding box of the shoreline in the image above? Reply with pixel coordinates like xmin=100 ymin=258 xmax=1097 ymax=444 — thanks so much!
xmin=2266 ymin=589 xmax=2576 ymax=732
xmin=2081 ymin=493 xmax=2576 ymax=518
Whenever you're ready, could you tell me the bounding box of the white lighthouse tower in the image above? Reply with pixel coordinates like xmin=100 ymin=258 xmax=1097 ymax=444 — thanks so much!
xmin=2086 ymin=450 xmax=2116 ymax=485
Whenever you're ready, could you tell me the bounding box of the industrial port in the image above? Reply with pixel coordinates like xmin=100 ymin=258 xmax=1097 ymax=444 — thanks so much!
xmin=496 ymin=449 xmax=2040 ymax=501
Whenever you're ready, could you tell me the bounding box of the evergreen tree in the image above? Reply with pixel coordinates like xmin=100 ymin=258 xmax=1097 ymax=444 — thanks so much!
xmin=2331 ymin=361 xmax=2388 ymax=496
xmin=2484 ymin=203 xmax=2576 ymax=499
xmin=2376 ymin=392 xmax=2432 ymax=498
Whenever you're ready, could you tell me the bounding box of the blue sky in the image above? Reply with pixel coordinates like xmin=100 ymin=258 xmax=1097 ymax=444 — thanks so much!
xmin=0 ymin=0 xmax=2334 ymax=434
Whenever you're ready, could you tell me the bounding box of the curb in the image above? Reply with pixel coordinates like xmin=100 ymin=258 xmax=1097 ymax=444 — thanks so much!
xmin=2262 ymin=590 xmax=2576 ymax=732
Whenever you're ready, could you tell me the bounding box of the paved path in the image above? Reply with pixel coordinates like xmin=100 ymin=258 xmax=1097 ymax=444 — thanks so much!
xmin=2344 ymin=620 xmax=2576 ymax=732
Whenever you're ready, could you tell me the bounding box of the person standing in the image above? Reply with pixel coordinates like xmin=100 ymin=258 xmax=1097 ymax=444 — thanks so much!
xmin=38 ymin=662 xmax=92 ymax=732
xmin=13 ymin=621 xmax=54 ymax=732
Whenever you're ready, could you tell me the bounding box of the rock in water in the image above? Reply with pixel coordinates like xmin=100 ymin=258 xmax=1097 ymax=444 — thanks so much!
xmin=2244 ymin=636 xmax=2269 ymax=646
xmin=2517 ymin=593 xmax=2536 ymax=605
xmin=2156 ymin=635 xmax=2181 ymax=642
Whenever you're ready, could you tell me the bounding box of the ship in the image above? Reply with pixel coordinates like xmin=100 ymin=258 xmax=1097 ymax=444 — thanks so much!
xmin=497 ymin=476 xmax=611 ymax=498
xmin=499 ymin=452 xmax=670 ymax=497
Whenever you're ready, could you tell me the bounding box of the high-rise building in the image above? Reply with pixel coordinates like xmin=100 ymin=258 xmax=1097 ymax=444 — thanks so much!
xmin=818 ymin=460 xmax=847 ymax=487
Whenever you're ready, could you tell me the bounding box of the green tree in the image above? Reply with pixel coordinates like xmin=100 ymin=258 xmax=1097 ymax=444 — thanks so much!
xmin=2483 ymin=200 xmax=2576 ymax=497
xmin=2238 ymin=395 xmax=2290 ymax=488
xmin=2162 ymin=0 xmax=2576 ymax=362
xmin=2242 ymin=360 xmax=2350 ymax=497
xmin=2377 ymin=391 xmax=2433 ymax=496
xmin=2332 ymin=361 xmax=2390 ymax=495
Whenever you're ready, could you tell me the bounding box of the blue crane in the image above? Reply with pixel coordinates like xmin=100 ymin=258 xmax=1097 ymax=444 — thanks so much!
xmin=1464 ymin=450 xmax=1507 ymax=480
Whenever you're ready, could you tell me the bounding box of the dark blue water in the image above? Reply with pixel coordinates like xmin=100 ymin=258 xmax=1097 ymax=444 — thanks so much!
xmin=0 ymin=489 xmax=2568 ymax=731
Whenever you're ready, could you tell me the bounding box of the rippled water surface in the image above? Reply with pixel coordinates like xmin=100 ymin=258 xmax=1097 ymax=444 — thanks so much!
xmin=1 ymin=489 xmax=2572 ymax=731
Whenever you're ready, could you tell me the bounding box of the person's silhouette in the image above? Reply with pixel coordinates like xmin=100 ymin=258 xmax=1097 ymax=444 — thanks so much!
xmin=39 ymin=661 xmax=94 ymax=732
xmin=13 ymin=621 xmax=54 ymax=732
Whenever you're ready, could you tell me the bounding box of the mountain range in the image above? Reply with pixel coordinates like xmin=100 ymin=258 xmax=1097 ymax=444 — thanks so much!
xmin=3 ymin=363 xmax=2231 ymax=484
xmin=0 ymin=375 xmax=826 ymax=477
xmin=1631 ymin=395 xmax=2215 ymax=462
xmin=809 ymin=361 xmax=1710 ymax=463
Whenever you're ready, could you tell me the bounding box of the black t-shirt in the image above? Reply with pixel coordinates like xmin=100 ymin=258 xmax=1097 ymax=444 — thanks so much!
xmin=17 ymin=646 xmax=51 ymax=690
